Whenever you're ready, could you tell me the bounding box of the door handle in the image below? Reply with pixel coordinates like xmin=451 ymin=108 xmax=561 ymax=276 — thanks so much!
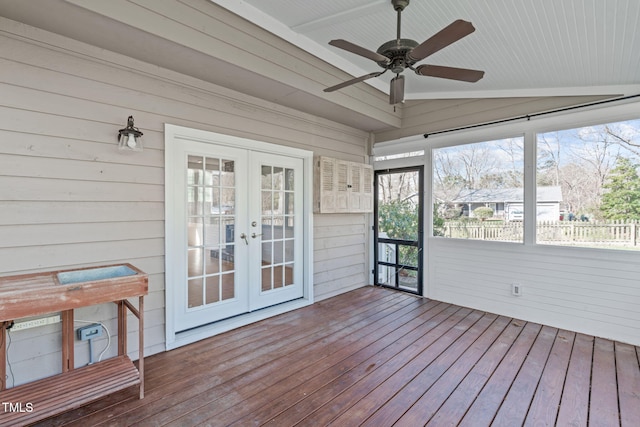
xmin=251 ymin=233 xmax=262 ymax=239
xmin=240 ymin=233 xmax=249 ymax=245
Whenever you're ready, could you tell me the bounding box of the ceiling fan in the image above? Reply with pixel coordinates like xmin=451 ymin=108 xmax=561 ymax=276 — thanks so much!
xmin=324 ymin=0 xmax=485 ymax=104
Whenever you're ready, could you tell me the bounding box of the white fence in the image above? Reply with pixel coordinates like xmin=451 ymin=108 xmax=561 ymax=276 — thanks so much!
xmin=442 ymin=220 xmax=640 ymax=246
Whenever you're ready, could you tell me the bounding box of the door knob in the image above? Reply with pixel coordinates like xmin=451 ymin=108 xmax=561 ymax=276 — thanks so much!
xmin=240 ymin=233 xmax=249 ymax=245
xmin=251 ymin=233 xmax=263 ymax=239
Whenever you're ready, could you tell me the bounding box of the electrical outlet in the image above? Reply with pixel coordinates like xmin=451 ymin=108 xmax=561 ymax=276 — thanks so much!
xmin=77 ymin=323 xmax=103 ymax=341
xmin=11 ymin=315 xmax=61 ymax=331
xmin=511 ymin=283 xmax=523 ymax=296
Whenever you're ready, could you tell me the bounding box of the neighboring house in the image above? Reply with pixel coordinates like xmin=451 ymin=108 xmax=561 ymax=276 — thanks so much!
xmin=453 ymin=186 xmax=563 ymax=221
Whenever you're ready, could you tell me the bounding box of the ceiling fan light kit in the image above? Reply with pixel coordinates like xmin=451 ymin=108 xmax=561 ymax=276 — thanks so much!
xmin=390 ymin=75 xmax=405 ymax=105
xmin=324 ymin=0 xmax=485 ymax=104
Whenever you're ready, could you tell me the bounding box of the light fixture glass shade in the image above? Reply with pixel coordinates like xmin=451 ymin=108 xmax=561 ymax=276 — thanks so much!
xmin=118 ymin=115 xmax=143 ymax=152
xmin=118 ymin=133 xmax=142 ymax=151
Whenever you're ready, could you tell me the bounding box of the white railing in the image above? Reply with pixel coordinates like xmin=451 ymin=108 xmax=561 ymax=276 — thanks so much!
xmin=442 ymin=220 xmax=640 ymax=246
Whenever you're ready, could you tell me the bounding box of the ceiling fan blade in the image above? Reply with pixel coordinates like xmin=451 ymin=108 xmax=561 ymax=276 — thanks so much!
xmin=324 ymin=71 xmax=385 ymax=92
xmin=389 ymin=74 xmax=405 ymax=104
xmin=415 ymin=64 xmax=484 ymax=82
xmin=329 ymin=39 xmax=390 ymax=64
xmin=408 ymin=20 xmax=476 ymax=61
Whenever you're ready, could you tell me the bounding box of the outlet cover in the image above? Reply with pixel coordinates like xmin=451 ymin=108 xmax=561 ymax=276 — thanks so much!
xmin=511 ymin=283 xmax=523 ymax=296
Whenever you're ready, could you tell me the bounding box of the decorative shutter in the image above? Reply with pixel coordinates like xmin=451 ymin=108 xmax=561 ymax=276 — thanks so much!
xmin=320 ymin=157 xmax=336 ymax=212
xmin=350 ymin=164 xmax=362 ymax=211
xmin=336 ymin=161 xmax=349 ymax=211
xmin=362 ymin=165 xmax=373 ymax=212
xmin=314 ymin=156 xmax=373 ymax=213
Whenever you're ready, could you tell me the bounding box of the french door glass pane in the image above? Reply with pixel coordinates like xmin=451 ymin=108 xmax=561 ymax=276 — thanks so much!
xmin=221 ymin=159 xmax=235 ymax=186
xmin=186 ymin=155 xmax=236 ymax=309
xmin=204 ymin=157 xmax=220 ymax=186
xmin=188 ymin=278 xmax=203 ymax=308
xmin=261 ymin=165 xmax=295 ymax=292
xmin=205 ymin=276 xmax=220 ymax=304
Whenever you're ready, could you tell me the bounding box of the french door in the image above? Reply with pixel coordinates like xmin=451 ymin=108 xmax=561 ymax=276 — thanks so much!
xmin=171 ymin=138 xmax=304 ymax=332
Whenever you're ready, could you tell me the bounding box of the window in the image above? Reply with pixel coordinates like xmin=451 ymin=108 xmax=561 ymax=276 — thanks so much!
xmin=536 ymin=118 xmax=640 ymax=249
xmin=374 ymin=150 xmax=424 ymax=162
xmin=433 ymin=137 xmax=524 ymax=242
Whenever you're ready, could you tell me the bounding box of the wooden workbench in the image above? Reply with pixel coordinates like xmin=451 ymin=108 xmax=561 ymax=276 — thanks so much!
xmin=0 ymin=263 xmax=148 ymax=426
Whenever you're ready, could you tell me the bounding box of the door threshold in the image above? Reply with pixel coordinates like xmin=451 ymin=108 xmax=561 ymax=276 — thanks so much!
xmin=167 ymin=298 xmax=312 ymax=350
xmin=375 ymin=283 xmax=423 ymax=297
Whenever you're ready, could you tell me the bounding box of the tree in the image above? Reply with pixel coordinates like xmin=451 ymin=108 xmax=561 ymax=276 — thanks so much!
xmin=433 ymin=202 xmax=445 ymax=236
xmin=378 ymin=172 xmax=419 ymax=204
xmin=378 ymin=199 xmax=420 ymax=274
xmin=604 ymin=124 xmax=640 ymax=157
xmin=473 ymin=206 xmax=494 ymax=221
xmin=537 ymin=124 xmax=630 ymax=218
xmin=378 ymin=199 xmax=418 ymax=240
xmin=537 ymin=132 xmax=562 ymax=186
xmin=600 ymin=157 xmax=640 ymax=220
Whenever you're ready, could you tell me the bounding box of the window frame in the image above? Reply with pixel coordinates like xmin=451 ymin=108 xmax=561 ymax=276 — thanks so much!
xmin=431 ymin=135 xmax=526 ymax=243
xmin=373 ymin=100 xmax=640 ymax=252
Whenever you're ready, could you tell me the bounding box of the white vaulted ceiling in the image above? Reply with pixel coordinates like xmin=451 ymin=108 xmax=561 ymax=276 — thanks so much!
xmin=1 ymin=0 xmax=638 ymax=137
xmin=212 ymin=0 xmax=640 ymax=100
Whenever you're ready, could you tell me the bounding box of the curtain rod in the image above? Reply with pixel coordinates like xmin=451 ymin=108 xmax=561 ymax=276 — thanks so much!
xmin=423 ymin=93 xmax=640 ymax=139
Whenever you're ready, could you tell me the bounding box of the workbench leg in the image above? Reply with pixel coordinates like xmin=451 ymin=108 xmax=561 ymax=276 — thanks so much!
xmin=117 ymin=301 xmax=127 ymax=356
xmin=138 ymin=296 xmax=144 ymax=399
xmin=1 ymin=322 xmax=7 ymax=390
xmin=61 ymin=310 xmax=74 ymax=372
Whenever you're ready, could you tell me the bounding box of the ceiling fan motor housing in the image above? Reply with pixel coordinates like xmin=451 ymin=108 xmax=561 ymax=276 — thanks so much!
xmin=324 ymin=0 xmax=483 ymax=104
xmin=391 ymin=0 xmax=410 ymax=12
xmin=376 ymin=38 xmax=419 ymax=72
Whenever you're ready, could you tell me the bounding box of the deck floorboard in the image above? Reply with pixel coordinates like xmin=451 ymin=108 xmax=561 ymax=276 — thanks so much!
xmin=30 ymin=287 xmax=639 ymax=427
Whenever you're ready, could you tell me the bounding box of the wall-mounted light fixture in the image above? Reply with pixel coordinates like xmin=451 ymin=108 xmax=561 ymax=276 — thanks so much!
xmin=118 ymin=115 xmax=143 ymax=152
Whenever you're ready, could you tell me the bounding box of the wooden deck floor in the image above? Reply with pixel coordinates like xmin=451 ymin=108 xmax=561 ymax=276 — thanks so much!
xmin=36 ymin=287 xmax=640 ymax=426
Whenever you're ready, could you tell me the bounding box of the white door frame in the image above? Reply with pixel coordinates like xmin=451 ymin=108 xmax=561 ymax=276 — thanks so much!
xmin=164 ymin=124 xmax=314 ymax=350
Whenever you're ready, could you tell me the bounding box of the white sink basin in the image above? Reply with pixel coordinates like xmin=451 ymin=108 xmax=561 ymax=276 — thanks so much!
xmin=57 ymin=265 xmax=138 ymax=285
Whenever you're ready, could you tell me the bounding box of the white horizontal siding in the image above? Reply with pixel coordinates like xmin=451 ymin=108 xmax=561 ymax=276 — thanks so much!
xmin=0 ymin=40 xmax=368 ymax=157
xmin=428 ymin=238 xmax=640 ymax=346
xmin=0 ymin=18 xmax=370 ymax=386
xmin=375 ymin=96 xmax=615 ymax=143
xmin=0 ymin=201 xmax=165 ymax=225
xmin=0 ymin=152 xmax=163 ymax=185
xmin=0 ymin=177 xmax=163 ymax=202
xmin=0 ymin=222 xmax=164 ymax=249
xmin=313 ymin=214 xmax=369 ymax=300
xmin=0 ymin=241 xmax=164 ymax=274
